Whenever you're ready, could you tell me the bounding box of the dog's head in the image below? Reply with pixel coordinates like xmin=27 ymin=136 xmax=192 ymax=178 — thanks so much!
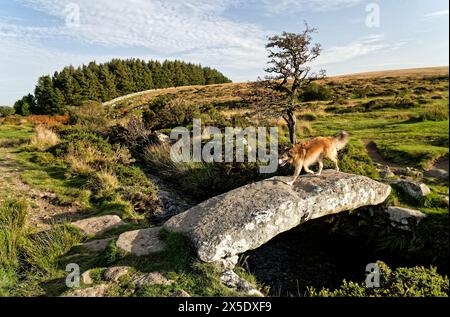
xmin=279 ymin=145 xmax=304 ymax=167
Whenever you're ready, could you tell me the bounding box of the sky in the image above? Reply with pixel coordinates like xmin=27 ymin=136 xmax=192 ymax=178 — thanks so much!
xmin=0 ymin=0 xmax=448 ymax=105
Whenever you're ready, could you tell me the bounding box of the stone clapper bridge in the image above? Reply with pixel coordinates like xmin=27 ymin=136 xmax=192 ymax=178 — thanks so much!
xmin=163 ymin=170 xmax=391 ymax=294
xmin=76 ymin=170 xmax=391 ymax=296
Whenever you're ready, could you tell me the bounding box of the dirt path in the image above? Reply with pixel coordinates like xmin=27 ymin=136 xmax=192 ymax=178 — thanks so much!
xmin=432 ymin=156 xmax=449 ymax=172
xmin=0 ymin=148 xmax=84 ymax=231
xmin=364 ymin=141 xmax=403 ymax=168
xmin=365 ymin=140 xmax=449 ymax=178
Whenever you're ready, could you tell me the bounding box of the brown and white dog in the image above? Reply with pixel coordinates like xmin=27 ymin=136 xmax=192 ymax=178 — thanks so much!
xmin=278 ymin=131 xmax=350 ymax=186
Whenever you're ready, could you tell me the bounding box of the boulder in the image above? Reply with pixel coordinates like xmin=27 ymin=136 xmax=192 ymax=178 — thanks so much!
xmin=171 ymin=290 xmax=191 ymax=297
xmin=394 ymin=180 xmax=431 ymax=200
xmin=104 ymin=266 xmax=131 ymax=282
xmin=155 ymin=132 xmax=170 ymax=144
xmin=394 ymin=167 xmax=423 ymax=178
xmin=116 ymin=227 xmax=166 ymax=256
xmin=83 ymin=238 xmax=114 ymax=253
xmin=164 ymin=170 xmax=391 ymax=263
xmin=424 ymin=168 xmax=449 ymax=179
xmin=385 ymin=206 xmax=427 ymax=230
xmin=379 ymin=166 xmax=395 ymax=179
xmin=131 ymin=272 xmax=174 ymax=288
xmin=71 ymin=215 xmax=125 ymax=236
xmin=220 ymin=270 xmax=263 ymax=297
xmin=81 ymin=270 xmax=94 ymax=285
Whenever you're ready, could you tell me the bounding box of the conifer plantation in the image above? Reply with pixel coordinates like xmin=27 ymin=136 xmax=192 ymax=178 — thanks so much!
xmin=14 ymin=59 xmax=231 ymax=115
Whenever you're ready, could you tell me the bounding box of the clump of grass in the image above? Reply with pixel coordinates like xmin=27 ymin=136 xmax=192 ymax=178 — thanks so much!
xmin=420 ymin=105 xmax=449 ymax=122
xmin=21 ymin=225 xmax=83 ymax=277
xmin=0 ymin=199 xmax=28 ymax=270
xmin=298 ymin=112 xmax=318 ymax=121
xmin=65 ymin=142 xmax=134 ymax=176
xmin=87 ymin=170 xmax=120 ymax=194
xmin=0 ymin=267 xmax=17 ymax=297
xmin=0 ymin=138 xmax=28 ymax=148
xmin=0 ymin=199 xmax=83 ymax=296
xmin=29 ymin=125 xmax=60 ymax=151
xmin=144 ymin=143 xmax=206 ymax=178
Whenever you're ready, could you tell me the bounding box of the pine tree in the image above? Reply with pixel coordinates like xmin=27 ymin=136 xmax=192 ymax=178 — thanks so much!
xmin=161 ymin=61 xmax=174 ymax=88
xmin=98 ymin=64 xmax=117 ymax=101
xmin=112 ymin=59 xmax=136 ymax=95
xmin=13 ymin=94 xmax=35 ymax=116
xmin=34 ymin=76 xmax=66 ymax=115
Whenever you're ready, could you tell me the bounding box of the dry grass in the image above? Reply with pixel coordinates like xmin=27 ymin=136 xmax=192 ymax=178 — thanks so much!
xmin=66 ymin=143 xmax=134 ymax=175
xmin=322 ymin=66 xmax=449 ymax=82
xmin=88 ymin=170 xmax=120 ymax=192
xmin=29 ymin=126 xmax=60 ymax=151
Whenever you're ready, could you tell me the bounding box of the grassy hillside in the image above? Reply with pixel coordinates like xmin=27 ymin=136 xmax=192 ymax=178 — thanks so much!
xmin=0 ymin=66 xmax=448 ymax=297
xmin=107 ymin=66 xmax=449 ymax=169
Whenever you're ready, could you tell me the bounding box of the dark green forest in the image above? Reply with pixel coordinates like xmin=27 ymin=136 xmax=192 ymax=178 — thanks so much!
xmin=14 ymin=59 xmax=231 ymax=116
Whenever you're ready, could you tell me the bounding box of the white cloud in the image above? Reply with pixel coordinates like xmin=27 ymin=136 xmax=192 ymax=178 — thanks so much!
xmin=424 ymin=9 xmax=449 ymax=18
xmin=261 ymin=0 xmax=364 ymax=15
xmin=15 ymin=0 xmax=264 ymax=54
xmin=314 ymin=34 xmax=406 ymax=66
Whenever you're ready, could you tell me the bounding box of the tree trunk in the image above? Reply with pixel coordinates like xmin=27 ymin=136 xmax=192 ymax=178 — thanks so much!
xmin=286 ymin=110 xmax=297 ymax=144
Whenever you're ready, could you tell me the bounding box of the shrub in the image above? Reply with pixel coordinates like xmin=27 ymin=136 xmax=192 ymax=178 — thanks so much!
xmin=55 ymin=128 xmax=159 ymax=219
xmin=65 ymin=142 xmax=134 ymax=175
xmin=200 ymin=104 xmax=230 ymax=127
xmin=144 ymin=144 xmax=261 ymax=200
xmin=68 ymin=101 xmax=108 ymax=131
xmin=106 ymin=116 xmax=154 ymax=155
xmin=298 ymin=112 xmax=318 ymax=121
xmin=28 ymin=125 xmax=60 ymax=151
xmin=301 ymin=83 xmax=332 ymax=102
xmin=0 ymin=106 xmax=14 ymax=118
xmin=56 ymin=131 xmax=134 ymax=175
xmin=308 ymin=261 xmax=449 ymax=297
xmin=143 ymin=96 xmax=200 ymax=130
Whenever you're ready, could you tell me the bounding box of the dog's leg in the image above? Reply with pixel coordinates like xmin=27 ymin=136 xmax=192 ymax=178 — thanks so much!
xmin=304 ymin=165 xmax=315 ymax=175
xmin=317 ymin=159 xmax=324 ymax=176
xmin=286 ymin=162 xmax=303 ymax=186
xmin=331 ymin=157 xmax=340 ymax=172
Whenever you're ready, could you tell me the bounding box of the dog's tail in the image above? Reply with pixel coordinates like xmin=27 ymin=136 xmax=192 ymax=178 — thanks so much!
xmin=334 ymin=131 xmax=350 ymax=151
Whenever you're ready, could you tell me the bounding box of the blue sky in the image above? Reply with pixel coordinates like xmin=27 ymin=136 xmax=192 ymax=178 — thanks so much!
xmin=0 ymin=0 xmax=448 ymax=105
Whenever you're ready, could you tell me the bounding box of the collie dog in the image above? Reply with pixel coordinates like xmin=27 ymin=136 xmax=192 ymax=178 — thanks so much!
xmin=278 ymin=131 xmax=350 ymax=186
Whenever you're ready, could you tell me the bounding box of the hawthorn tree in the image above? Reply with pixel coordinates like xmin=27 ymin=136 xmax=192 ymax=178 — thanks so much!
xmin=246 ymin=24 xmax=326 ymax=144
